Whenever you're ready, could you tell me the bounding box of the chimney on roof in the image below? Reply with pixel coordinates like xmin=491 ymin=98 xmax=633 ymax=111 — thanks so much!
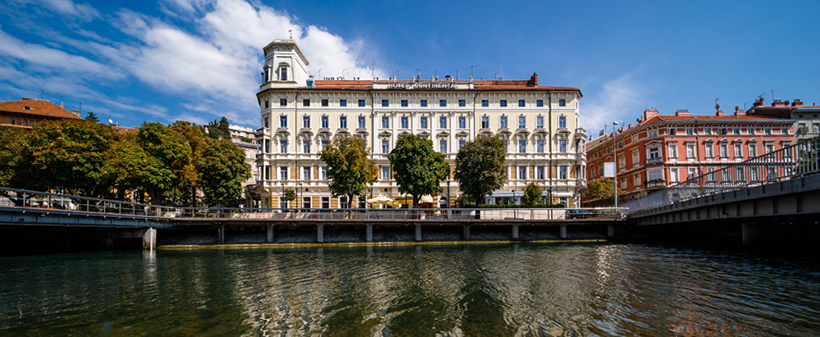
xmin=753 ymin=97 xmax=764 ymax=107
xmin=599 ymin=129 xmax=606 ymax=136
xmin=527 ymin=73 xmax=538 ymax=87
xmin=734 ymin=106 xmax=746 ymax=116
xmin=445 ymin=75 xmax=451 ymax=81
xmin=60 ymin=102 xmax=65 ymax=109
xmin=675 ymin=110 xmax=690 ymax=116
xmin=643 ymin=109 xmax=659 ymax=120
xmin=772 ymin=99 xmax=787 ymax=107
xmin=793 ymin=99 xmax=803 ymax=106
xmin=69 ymin=109 xmax=81 ymax=117
xmin=628 ymin=123 xmax=633 ymax=128
xmin=716 ymin=110 xmax=725 ymax=117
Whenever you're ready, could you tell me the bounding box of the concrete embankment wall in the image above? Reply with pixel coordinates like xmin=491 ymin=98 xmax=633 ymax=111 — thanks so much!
xmin=0 ymin=225 xmax=146 ymax=256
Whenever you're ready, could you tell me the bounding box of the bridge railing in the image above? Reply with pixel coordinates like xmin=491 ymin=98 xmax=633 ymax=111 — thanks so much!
xmin=0 ymin=187 xmax=176 ymax=217
xmin=626 ymin=136 xmax=820 ymax=212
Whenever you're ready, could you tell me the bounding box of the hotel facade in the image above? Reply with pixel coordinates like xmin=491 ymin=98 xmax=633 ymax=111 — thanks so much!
xmin=254 ymin=39 xmax=587 ymax=209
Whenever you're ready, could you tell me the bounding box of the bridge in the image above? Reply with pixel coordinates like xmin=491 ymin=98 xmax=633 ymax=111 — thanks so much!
xmin=0 ymin=186 xmax=626 ymax=254
xmin=626 ymin=136 xmax=820 ymax=244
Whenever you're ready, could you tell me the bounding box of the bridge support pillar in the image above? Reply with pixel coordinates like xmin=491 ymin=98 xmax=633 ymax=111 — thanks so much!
xmin=266 ymin=224 xmax=274 ymax=243
xmin=607 ymin=224 xmax=614 ymax=238
xmin=512 ymin=224 xmax=519 ymax=240
xmin=142 ymin=228 xmax=156 ymax=250
xmin=415 ymin=224 xmax=422 ymax=242
xmin=366 ymin=224 xmax=373 ymax=242
xmin=317 ymin=224 xmax=324 ymax=243
xmin=560 ymin=225 xmax=567 ymax=239
xmin=463 ymin=225 xmax=471 ymax=241
xmin=217 ymin=226 xmax=225 ymax=244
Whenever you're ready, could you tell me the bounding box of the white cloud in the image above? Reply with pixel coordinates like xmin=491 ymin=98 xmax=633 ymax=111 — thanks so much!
xmin=0 ymin=28 xmax=122 ymax=78
xmin=581 ymin=71 xmax=647 ymax=137
xmin=25 ymin=0 xmax=99 ymax=21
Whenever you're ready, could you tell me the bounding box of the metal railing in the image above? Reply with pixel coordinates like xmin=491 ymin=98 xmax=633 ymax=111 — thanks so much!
xmin=626 ymin=136 xmax=820 ymax=212
xmin=1 ymin=186 xmax=627 ymax=221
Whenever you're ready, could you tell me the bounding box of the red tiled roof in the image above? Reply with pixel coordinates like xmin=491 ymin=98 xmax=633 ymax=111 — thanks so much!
xmin=110 ymin=125 xmax=139 ymax=135
xmin=0 ymin=98 xmax=82 ymax=120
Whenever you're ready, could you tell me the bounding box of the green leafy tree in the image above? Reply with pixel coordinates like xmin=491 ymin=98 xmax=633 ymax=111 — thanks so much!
xmin=19 ymin=120 xmax=118 ymax=197
xmin=319 ymin=136 xmax=377 ymax=211
xmin=522 ymin=183 xmax=542 ymax=207
xmin=454 ymin=136 xmax=507 ymax=206
xmin=0 ymin=126 xmax=28 ymax=187
xmin=171 ymin=121 xmax=208 ymax=205
xmin=582 ymin=178 xmax=617 ymax=204
xmin=103 ymin=134 xmax=173 ymax=201
xmin=197 ymin=139 xmax=251 ymax=206
xmin=283 ymin=189 xmax=296 ymax=208
xmin=137 ymin=123 xmax=192 ymax=204
xmin=388 ymin=134 xmax=448 ymax=208
xmin=84 ymin=112 xmax=100 ymax=123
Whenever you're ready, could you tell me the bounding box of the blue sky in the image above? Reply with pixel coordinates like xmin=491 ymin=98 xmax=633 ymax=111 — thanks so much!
xmin=1 ymin=0 xmax=819 ymax=133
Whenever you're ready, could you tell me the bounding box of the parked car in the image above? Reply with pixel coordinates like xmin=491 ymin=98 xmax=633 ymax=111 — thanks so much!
xmin=565 ymin=209 xmax=591 ymax=219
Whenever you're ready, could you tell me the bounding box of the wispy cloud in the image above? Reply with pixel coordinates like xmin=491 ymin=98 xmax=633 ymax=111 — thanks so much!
xmin=581 ymin=70 xmax=648 ymax=137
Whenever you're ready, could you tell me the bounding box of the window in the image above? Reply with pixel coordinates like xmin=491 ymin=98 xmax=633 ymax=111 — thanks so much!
xmin=648 ymin=129 xmax=659 ymax=137
xmin=439 ymin=99 xmax=447 ymax=107
xmin=813 ymin=123 xmax=820 ymax=133
xmin=649 ymin=147 xmax=660 ymax=159
xmin=280 ymin=67 xmax=287 ymax=81
xmin=536 ymin=116 xmax=544 ymax=129
xmin=420 ymin=99 xmax=427 ymax=107
xmin=303 ymin=141 xmax=311 ymax=154
xmin=705 ymin=128 xmax=712 ymax=135
xmin=303 ymin=197 xmax=311 ymax=209
xmin=280 ymin=140 xmax=288 ymax=153
xmin=358 ymin=99 xmax=366 ymax=107
xmin=280 ymin=98 xmax=287 ymax=107
xmin=500 ymin=100 xmax=507 ymax=107
xmin=500 ymin=116 xmax=508 ymax=129
xmin=765 ymin=127 xmax=772 ymax=135
xmin=381 ymin=116 xmax=389 ymax=128
xmin=685 ymin=127 xmax=694 ymax=135
xmin=670 ymin=168 xmax=678 ymax=182
xmin=302 ymin=116 xmax=310 ymax=128
xmin=481 ymin=99 xmax=489 ymax=107
xmin=558 ymin=99 xmax=566 ymax=107
xmin=459 ymin=140 xmax=466 ymax=149
xmin=707 ymin=168 xmax=716 ymax=183
xmin=618 ymin=154 xmax=626 ymax=168
xmin=303 ymin=166 xmax=311 ymax=180
xmin=719 ymin=143 xmax=728 ymax=157
xmin=339 ymin=99 xmax=347 ymax=107
xmin=321 ymin=166 xmax=328 ymax=180
xmin=749 ymin=144 xmax=757 ymax=157
xmin=635 ymin=173 xmax=641 ymax=187
xmin=459 ymin=117 xmax=466 ymax=128
xmin=339 ymin=116 xmax=347 ymax=129
xmin=765 ymin=143 xmax=774 ymax=154
xmin=321 ymin=99 xmax=329 ymax=107
xmin=420 ymin=116 xmax=428 ymax=129
xmin=705 ymin=143 xmax=713 ymax=157
xmin=458 ymin=99 xmax=466 ymax=107
xmin=632 ymin=150 xmax=640 ymax=164
xmin=559 ymin=166 xmax=568 ymax=179
xmin=382 ymin=140 xmax=389 ymax=154
xmin=733 ymin=127 xmax=740 ymax=134
xmin=558 ymin=139 xmax=567 ymax=153
xmin=736 ymin=167 xmax=745 ymax=182
xmin=518 ymin=139 xmax=526 ymax=153
xmin=321 ymin=197 xmax=329 ymax=209
xmin=279 ymin=115 xmax=287 ymax=127
xmin=688 ymin=168 xmax=697 ymax=180
xmin=440 ymin=140 xmax=447 ymax=153
xmin=358 ymin=116 xmax=366 ymax=129
xmin=439 ymin=116 xmax=447 ymax=128
xmin=536 ymin=139 xmax=544 ymax=153
xmin=401 ymin=116 xmax=409 ymax=129
xmin=536 ymin=99 xmax=544 ymax=107
xmin=669 ymin=128 xmax=677 ymax=135
xmin=750 ymin=127 xmax=756 ymax=135
xmin=381 ymin=166 xmax=391 ymax=180
xmin=381 ymin=99 xmax=389 ymax=107
xmin=536 ymin=166 xmax=545 ymax=179
xmin=518 ymin=166 xmax=527 ymax=179
xmin=722 ymin=170 xmax=730 ymax=184
xmin=518 ymin=116 xmax=526 ymax=128
xmin=782 ymin=127 xmax=789 ymax=135
xmin=559 ymin=116 xmax=566 ymax=128
xmin=401 ymin=99 xmax=408 ymax=107
xmin=321 ymin=116 xmax=329 ymax=128
xmin=686 ymin=144 xmax=695 ymax=158
xmin=481 ymin=116 xmax=489 ymax=128
xmin=358 ymin=197 xmax=367 ymax=209
xmin=734 ymin=143 xmax=742 ymax=158
xmin=279 ymin=166 xmax=288 ymax=180
xmin=518 ymin=99 xmax=525 ymax=107
xmin=648 ymin=167 xmax=663 ymax=181
xmin=339 ymin=196 xmax=349 ymax=208
xmin=280 ymin=197 xmax=288 ymax=209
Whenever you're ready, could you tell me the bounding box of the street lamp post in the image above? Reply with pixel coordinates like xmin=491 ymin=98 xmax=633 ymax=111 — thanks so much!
xmin=298 ymin=182 xmax=303 ymax=209
xmin=612 ymin=121 xmax=622 ymax=208
xmin=280 ymin=182 xmax=285 ymax=209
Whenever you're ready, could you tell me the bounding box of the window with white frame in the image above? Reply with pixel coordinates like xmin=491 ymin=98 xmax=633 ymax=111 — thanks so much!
xmin=518 ymin=116 xmax=526 ymax=128
xmin=280 ymin=197 xmax=288 ymax=209
xmin=358 ymin=116 xmax=366 ymax=129
xmin=736 ymin=167 xmax=745 ymax=182
xmin=765 ymin=143 xmax=774 ymax=154
xmin=459 ymin=140 xmax=466 ymax=150
xmin=459 ymin=116 xmax=466 ymax=128
xmin=401 ymin=116 xmax=409 ymax=129
xmin=321 ymin=166 xmax=328 ymax=180
xmin=518 ymin=140 xmax=526 ymax=153
xmin=280 ymin=115 xmax=287 ymax=128
xmin=420 ymin=99 xmax=427 ymax=107
xmin=280 ymin=139 xmax=288 ymax=153
xmin=481 ymin=116 xmax=489 ymax=128
xmin=440 ymin=140 xmax=447 ymax=153
xmin=707 ymin=168 xmax=716 ymax=183
xmin=382 ymin=140 xmax=389 ymax=154
xmin=719 ymin=143 xmax=728 ymax=157
xmin=280 ymin=98 xmax=287 ymax=107
xmin=303 ymin=141 xmax=311 ymax=154
xmin=321 ymin=139 xmax=328 ymax=151
xmin=632 ymin=149 xmax=640 ymax=165
xmin=536 ymin=166 xmax=545 ymax=179
xmin=279 ymin=166 xmax=288 ymax=180
xmin=536 ymin=139 xmax=544 ymax=153
xmin=339 ymin=116 xmax=347 ymax=128
xmin=439 ymin=116 xmax=447 ymax=129
xmin=668 ymin=144 xmax=677 ymax=158
xmin=558 ymin=99 xmax=566 ymax=107
xmin=420 ymin=116 xmax=428 ymax=129
xmin=381 ymin=116 xmax=389 ymax=128
xmin=686 ymin=144 xmax=695 ymax=158
xmin=705 ymin=143 xmax=714 ymax=157
xmin=518 ymin=166 xmax=527 ymax=179
xmin=321 ymin=116 xmax=329 ymax=128
xmin=749 ymin=143 xmax=757 ymax=157
xmin=381 ymin=166 xmax=391 ymax=180
xmin=649 ymin=147 xmax=660 ymax=159
xmin=559 ymin=116 xmax=566 ymax=128
xmin=648 ymin=129 xmax=659 ymax=137
xmin=559 ymin=139 xmax=567 ymax=152
xmin=618 ymin=154 xmax=625 ymax=168
xmin=648 ymin=167 xmax=663 ymax=181
xmin=536 ymin=116 xmax=544 ymax=128
xmin=734 ymin=143 xmax=742 ymax=158
xmin=688 ymin=168 xmax=697 ymax=180
xmin=751 ymin=167 xmax=760 ymax=182
xmin=303 ymin=197 xmax=311 ymax=209
xmin=670 ymin=168 xmax=678 ymax=182
xmin=321 ymin=197 xmax=329 ymax=209
xmin=303 ymin=116 xmax=310 ymax=128
xmin=500 ymin=116 xmax=508 ymax=129
xmin=559 ymin=166 xmax=568 ymax=179
xmin=722 ymin=169 xmax=730 ymax=184
xmin=635 ymin=173 xmax=641 ymax=187
xmin=302 ymin=166 xmax=311 ymax=180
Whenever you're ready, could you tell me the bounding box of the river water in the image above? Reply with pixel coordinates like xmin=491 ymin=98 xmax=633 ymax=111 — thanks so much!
xmin=1 ymin=244 xmax=819 ymax=336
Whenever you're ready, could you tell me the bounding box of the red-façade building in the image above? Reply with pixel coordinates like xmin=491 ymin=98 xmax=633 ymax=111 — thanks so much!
xmin=585 ymin=107 xmax=794 ymax=206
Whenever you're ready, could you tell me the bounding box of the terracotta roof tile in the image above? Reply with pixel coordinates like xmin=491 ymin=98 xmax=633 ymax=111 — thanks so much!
xmin=0 ymin=98 xmax=82 ymax=120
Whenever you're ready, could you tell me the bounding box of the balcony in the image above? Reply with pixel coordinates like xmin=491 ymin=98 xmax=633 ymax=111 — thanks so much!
xmin=645 ymin=179 xmax=666 ymax=190
xmin=647 ymin=157 xmax=663 ymax=165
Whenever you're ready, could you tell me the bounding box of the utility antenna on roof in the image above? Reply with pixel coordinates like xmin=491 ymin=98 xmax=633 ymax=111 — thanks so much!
xmin=770 ymin=89 xmax=779 ymax=101
xmin=341 ymin=68 xmax=348 ymax=78
xmin=493 ymin=72 xmax=499 ymax=80
xmin=416 ymin=68 xmax=421 ymax=81
xmin=371 ymin=62 xmax=375 ymax=79
xmin=288 ymin=29 xmax=292 ymax=40
xmin=394 ymin=68 xmax=404 ymax=80
xmin=468 ymin=64 xmax=479 ymax=80
xmin=758 ymin=92 xmax=767 ymax=99
xmin=316 ymin=68 xmax=322 ymax=79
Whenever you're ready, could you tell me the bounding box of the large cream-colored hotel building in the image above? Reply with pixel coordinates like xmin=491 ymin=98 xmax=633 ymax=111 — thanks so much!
xmin=254 ymin=39 xmax=587 ymax=208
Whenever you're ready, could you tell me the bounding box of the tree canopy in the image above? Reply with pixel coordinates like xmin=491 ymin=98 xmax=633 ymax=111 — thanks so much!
xmin=137 ymin=123 xmax=192 ymax=204
xmin=388 ymin=134 xmax=448 ymax=207
xmin=0 ymin=126 xmax=28 ymax=188
xmin=84 ymin=112 xmax=100 ymax=123
xmin=583 ymin=178 xmax=617 ymax=205
xmin=197 ymin=139 xmax=251 ymax=206
xmin=522 ymin=183 xmax=542 ymax=207
xmin=454 ymin=136 xmax=507 ymax=205
xmin=319 ymin=136 xmax=377 ymax=207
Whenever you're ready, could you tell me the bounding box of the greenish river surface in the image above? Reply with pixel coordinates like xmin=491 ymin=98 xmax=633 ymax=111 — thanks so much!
xmin=1 ymin=244 xmax=820 ymax=336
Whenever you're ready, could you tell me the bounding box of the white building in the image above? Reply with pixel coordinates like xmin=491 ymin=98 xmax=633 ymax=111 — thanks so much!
xmin=255 ymin=39 xmax=587 ymax=208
